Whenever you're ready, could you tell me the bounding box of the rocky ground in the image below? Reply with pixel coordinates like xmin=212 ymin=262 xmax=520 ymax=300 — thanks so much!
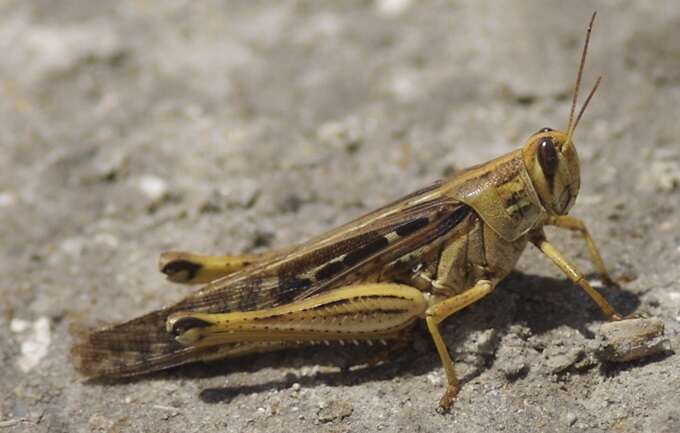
xmin=1 ymin=1 xmax=680 ymax=432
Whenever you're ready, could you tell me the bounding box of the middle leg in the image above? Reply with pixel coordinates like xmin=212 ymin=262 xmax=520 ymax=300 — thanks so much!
xmin=425 ymin=279 xmax=494 ymax=412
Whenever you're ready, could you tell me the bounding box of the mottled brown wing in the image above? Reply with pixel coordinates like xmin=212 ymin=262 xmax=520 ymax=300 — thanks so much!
xmin=168 ymin=181 xmax=468 ymax=313
xmin=71 ymin=181 xmax=469 ymax=378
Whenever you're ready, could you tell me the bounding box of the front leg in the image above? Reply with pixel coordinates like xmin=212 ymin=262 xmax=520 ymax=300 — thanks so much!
xmin=529 ymin=229 xmax=622 ymax=321
xmin=546 ymin=215 xmax=614 ymax=284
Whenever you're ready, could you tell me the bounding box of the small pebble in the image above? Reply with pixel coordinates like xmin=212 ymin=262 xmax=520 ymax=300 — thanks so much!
xmin=595 ymin=317 xmax=670 ymax=363
xmin=137 ymin=175 xmax=168 ymax=201
xmin=0 ymin=192 xmax=15 ymax=207
xmin=10 ymin=319 xmax=30 ymax=333
xmin=563 ymin=412 xmax=577 ymax=426
xmin=14 ymin=317 xmax=51 ymax=372
xmin=426 ymin=371 xmax=442 ymax=386
xmin=317 ymin=400 xmax=353 ymax=423
xmin=375 ymin=0 xmax=414 ymax=17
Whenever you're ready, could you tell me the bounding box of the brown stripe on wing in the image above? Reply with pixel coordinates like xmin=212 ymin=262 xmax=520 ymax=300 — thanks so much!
xmin=197 ymin=198 xmax=467 ymax=311
xmin=293 ymin=202 xmax=470 ymax=301
xmin=170 ymin=195 xmax=461 ymax=315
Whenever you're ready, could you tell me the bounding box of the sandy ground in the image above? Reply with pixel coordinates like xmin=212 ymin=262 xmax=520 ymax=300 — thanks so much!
xmin=2 ymin=1 xmax=680 ymax=432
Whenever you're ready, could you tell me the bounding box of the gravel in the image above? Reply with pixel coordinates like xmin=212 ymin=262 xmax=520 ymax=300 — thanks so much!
xmin=1 ymin=1 xmax=679 ymax=432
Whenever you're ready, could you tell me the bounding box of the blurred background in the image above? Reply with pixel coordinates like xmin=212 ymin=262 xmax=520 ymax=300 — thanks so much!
xmin=1 ymin=1 xmax=679 ymax=432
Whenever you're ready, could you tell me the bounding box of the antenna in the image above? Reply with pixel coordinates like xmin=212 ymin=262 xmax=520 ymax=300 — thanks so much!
xmin=566 ymin=12 xmax=598 ymax=143
xmin=571 ymin=76 xmax=601 ymax=135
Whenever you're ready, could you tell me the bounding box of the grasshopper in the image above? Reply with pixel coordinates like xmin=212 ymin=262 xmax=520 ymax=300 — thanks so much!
xmin=71 ymin=13 xmax=624 ymax=412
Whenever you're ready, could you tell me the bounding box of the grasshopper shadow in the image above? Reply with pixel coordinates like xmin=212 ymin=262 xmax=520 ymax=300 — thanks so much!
xmin=187 ymin=270 xmax=641 ymax=404
xmin=195 ymin=346 xmax=427 ymax=404
xmin=500 ymin=270 xmax=640 ymax=336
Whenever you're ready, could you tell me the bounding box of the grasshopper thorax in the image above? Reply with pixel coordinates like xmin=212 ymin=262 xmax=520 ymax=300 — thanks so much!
xmin=522 ymin=128 xmax=580 ymax=215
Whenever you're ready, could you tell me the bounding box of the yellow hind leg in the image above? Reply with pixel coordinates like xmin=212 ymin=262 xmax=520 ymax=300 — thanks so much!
xmin=159 ymin=251 xmax=278 ymax=284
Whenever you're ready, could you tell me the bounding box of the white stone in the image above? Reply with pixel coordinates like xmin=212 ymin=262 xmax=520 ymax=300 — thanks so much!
xmin=137 ymin=175 xmax=168 ymax=201
xmin=375 ymin=0 xmax=414 ymax=17
xmin=10 ymin=318 xmax=30 ymax=333
xmin=0 ymin=192 xmax=15 ymax=207
xmin=16 ymin=317 xmax=51 ymax=372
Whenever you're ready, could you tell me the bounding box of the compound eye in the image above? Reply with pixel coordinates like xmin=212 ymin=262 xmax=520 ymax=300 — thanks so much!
xmin=538 ymin=127 xmax=554 ymax=133
xmin=538 ymin=137 xmax=558 ymax=179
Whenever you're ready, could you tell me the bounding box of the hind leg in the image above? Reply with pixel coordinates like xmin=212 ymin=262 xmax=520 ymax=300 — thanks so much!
xmin=159 ymin=251 xmax=279 ymax=284
xmin=166 ymin=283 xmax=428 ymax=346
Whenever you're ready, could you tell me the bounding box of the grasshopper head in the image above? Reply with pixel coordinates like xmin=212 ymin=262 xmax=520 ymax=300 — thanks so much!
xmin=523 ymin=12 xmax=601 ymax=216
xmin=522 ymin=128 xmax=580 ymax=215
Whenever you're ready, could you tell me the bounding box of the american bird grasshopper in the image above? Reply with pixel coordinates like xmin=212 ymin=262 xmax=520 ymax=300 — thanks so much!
xmin=71 ymin=13 xmax=625 ymax=412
